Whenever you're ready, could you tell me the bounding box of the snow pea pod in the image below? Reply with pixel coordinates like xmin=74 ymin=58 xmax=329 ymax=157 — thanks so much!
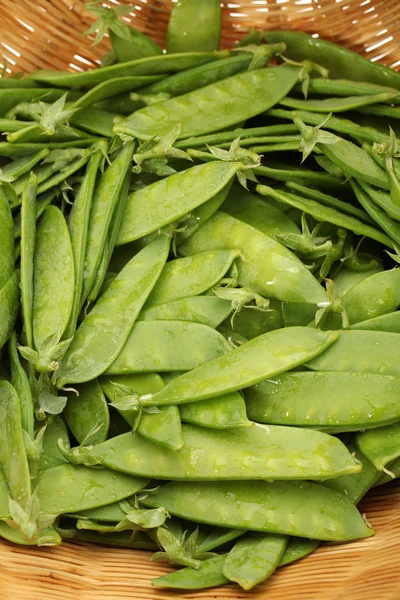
xmin=167 ymin=0 xmax=221 ymax=53
xmin=357 ymin=104 xmax=400 ymax=120
xmin=256 ymin=185 xmax=393 ymax=248
xmin=0 ymin=88 xmax=70 ymax=117
xmin=0 ymin=521 xmax=61 ymax=546
xmin=0 ymin=140 xmax=97 ymax=158
xmin=36 ymin=464 xmax=147 ymax=515
xmin=140 ymin=327 xmax=337 ymax=407
xmin=63 ymin=380 xmax=109 ymax=446
xmin=179 ymin=212 xmax=327 ymax=304
xmin=71 ymin=422 xmax=359 ymax=481
xmin=72 ymin=76 xmax=162 ymax=110
xmin=179 ymin=391 xmax=251 ymax=429
xmin=351 ymin=180 xmax=400 ymax=246
xmin=106 ymin=320 xmax=232 ymax=374
xmin=55 ymin=236 xmax=170 ymax=387
xmin=117 ymin=161 xmax=242 ymax=245
xmin=27 ymin=53 xmax=224 ymax=88
xmin=279 ymin=538 xmax=320 ymax=567
xmin=246 ymin=371 xmax=400 ymax=431
xmin=175 ymin=123 xmax=299 ymax=149
xmin=153 ymin=554 xmax=229 ymax=590
xmin=223 ymin=533 xmax=288 ymax=590
xmin=20 ymin=173 xmax=37 ymax=348
xmin=13 ymin=189 xmax=57 ymax=242
xmin=254 ymin=163 xmax=343 ymax=190
xmin=137 ymin=405 xmax=183 ymax=451
xmin=68 ymin=106 xmax=118 ymax=138
xmin=114 ymin=66 xmax=300 ymax=140
xmin=81 ymin=141 xmax=134 ymax=306
xmin=9 ymin=333 xmax=34 ymax=439
xmin=142 ymin=479 xmax=372 ymax=541
xmin=0 ymin=183 xmax=15 ymax=290
xmin=0 ymin=381 xmax=31 ymax=509
xmin=358 ymin=177 xmax=400 ymax=222
xmin=223 ymin=299 xmax=283 ymax=340
xmin=38 ymin=416 xmax=70 ymax=471
xmin=351 ymin=312 xmax=400 ymax=333
xmin=145 ymin=249 xmax=240 ymax=307
xmin=307 ymin=330 xmax=400 ymax=377
xmin=139 ymin=296 xmax=232 ymax=329
xmin=1 ymin=148 xmax=49 ymax=180
xmin=302 ymin=78 xmax=400 ymax=102
xmin=357 ymin=423 xmax=400 ymax=472
xmin=197 ymin=527 xmax=245 ymax=554
xmin=281 ymin=92 xmax=396 ymax=113
xmin=332 ymin=264 xmax=383 ymax=298
xmin=0 ymin=273 xmax=19 ymax=350
xmin=73 ymin=502 xmax=127 ymax=523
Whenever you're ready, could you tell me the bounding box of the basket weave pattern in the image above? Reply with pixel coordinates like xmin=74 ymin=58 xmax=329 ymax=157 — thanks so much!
xmin=0 ymin=1 xmax=400 ymax=599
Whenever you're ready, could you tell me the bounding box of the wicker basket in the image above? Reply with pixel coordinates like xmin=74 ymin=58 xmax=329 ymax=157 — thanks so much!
xmin=1 ymin=1 xmax=400 ymax=599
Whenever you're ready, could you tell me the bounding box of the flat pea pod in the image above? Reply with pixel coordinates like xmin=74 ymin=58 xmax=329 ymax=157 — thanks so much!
xmin=279 ymin=538 xmax=320 ymax=567
xmin=303 ymin=78 xmax=400 ymax=102
xmin=246 ymin=371 xmax=400 ymax=431
xmin=0 ymin=140 xmax=97 ymax=157
xmin=307 ymin=330 xmax=400 ymax=378
xmin=222 ymin=299 xmax=283 ymax=339
xmin=0 ymin=521 xmax=61 ymax=546
xmin=32 ymin=205 xmax=74 ymax=360
xmin=58 ymin=527 xmax=155 ymax=549
xmin=0 ymin=273 xmax=19 ymax=350
xmin=332 ymin=265 xmax=383 ymax=299
xmin=358 ymin=179 xmax=400 ymax=222
xmin=55 ymin=236 xmax=170 ymax=388
xmin=145 ymin=249 xmax=240 ymax=307
xmin=36 ymin=464 xmax=147 ymax=515
xmin=351 ymin=312 xmax=400 ymax=333
xmin=0 ymin=184 xmax=15 ymax=290
xmin=356 ymin=423 xmax=400 ymax=472
xmin=73 ymin=502 xmax=127 ymax=523
xmin=39 ymin=416 xmax=70 ymax=471
xmin=0 ymin=88 xmax=70 ymax=117
xmin=72 ymin=76 xmax=163 ymax=110
xmin=114 ymin=66 xmax=300 ymax=140
xmin=81 ymin=422 xmax=360 ymax=481
xmin=63 ymin=380 xmax=109 ymax=446
xmin=179 ymin=391 xmax=251 ymax=429
xmin=142 ymin=479 xmax=372 ymax=541
xmin=153 ymin=554 xmax=229 ymax=590
xmin=167 ymin=0 xmax=221 ymax=53
xmin=223 ymin=533 xmax=288 ymax=590
xmin=254 ymin=162 xmax=344 ymax=190
xmin=256 ymin=185 xmax=393 ymax=248
xmin=0 ymin=381 xmax=31 ymax=509
xmin=281 ymin=92 xmax=396 ymax=113
xmin=1 ymin=148 xmax=49 ymax=180
xmin=222 ymin=184 xmax=300 ymax=237
xmin=20 ymin=173 xmax=37 ymax=348
xmin=81 ymin=141 xmax=134 ymax=307
xmin=197 ymin=527 xmax=245 ymax=554
xmin=281 ymin=302 xmax=316 ymax=327
xmin=69 ymin=106 xmax=119 ymax=138
xmin=116 ymin=161 xmax=244 ymax=245
xmin=373 ymin=458 xmax=400 ymax=487
xmin=179 ymin=212 xmax=327 ymax=304
xmin=351 ymin=180 xmax=400 ymax=246
xmin=106 ymin=320 xmax=232 ymax=374
xmin=139 ymin=296 xmax=232 ymax=329
xmin=9 ymin=333 xmax=34 ymax=439
xmin=140 ymin=327 xmax=338 ymax=406
xmin=100 ymin=373 xmax=165 ymax=401
xmin=27 ymin=53 xmax=225 ymax=88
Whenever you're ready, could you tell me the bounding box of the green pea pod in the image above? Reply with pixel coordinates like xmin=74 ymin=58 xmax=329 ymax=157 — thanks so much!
xmin=246 ymin=371 xmax=400 ymax=431
xmin=279 ymin=538 xmax=320 ymax=567
xmin=0 ymin=140 xmax=97 ymax=158
xmin=222 ymin=298 xmax=283 ymax=339
xmin=74 ymin=502 xmax=127 ymax=523
xmin=20 ymin=173 xmax=37 ymax=348
xmin=143 ymin=480 xmax=372 ymax=541
xmin=58 ymin=527 xmax=156 ymax=549
xmin=281 ymin=302 xmax=316 ymax=327
xmin=281 ymin=92 xmax=396 ymax=113
xmin=153 ymin=554 xmax=229 ymax=590
xmin=145 ymin=249 xmax=240 ymax=307
xmin=0 ymin=88 xmax=71 ymax=117
xmin=55 ymin=236 xmax=170 ymax=387
xmin=307 ymin=330 xmax=400 ymax=377
xmin=81 ymin=141 xmax=134 ymax=307
xmin=180 ymin=391 xmax=251 ymax=429
xmin=179 ymin=212 xmax=327 ymax=304
xmin=137 ymin=406 xmax=183 ymax=451
xmin=374 ymin=457 xmax=400 ymax=487
xmin=341 ymin=268 xmax=400 ymax=324
xmin=140 ymin=327 xmax=337 ymax=406
xmin=39 ymin=416 xmax=70 ymax=471
xmin=332 ymin=265 xmax=383 ymax=298
xmin=197 ymin=528 xmax=245 ymax=554
xmin=139 ymin=296 xmax=232 ymax=329
xmin=0 ymin=184 xmax=15 ymax=290
xmin=63 ymin=380 xmax=109 ymax=446
xmin=0 ymin=272 xmax=19 ymax=350
xmin=106 ymin=321 xmax=232 ymax=374
xmin=303 ymin=78 xmax=400 ymax=101
xmin=256 ymin=185 xmax=393 ymax=248
xmin=117 ymin=161 xmax=244 ymax=245
xmin=351 ymin=312 xmax=400 ymax=333
xmin=100 ymin=373 xmax=165 ymax=401
xmin=9 ymin=333 xmax=34 ymax=439
xmin=351 ymin=180 xmax=400 ymax=246
xmin=167 ymin=0 xmax=221 ymax=53
xmin=1 ymin=148 xmax=49 ymax=180
xmin=14 ymin=189 xmax=57 ymax=242
xmin=27 ymin=53 xmax=225 ymax=88
xmin=356 ymin=423 xmax=400 ymax=472
xmin=223 ymin=533 xmax=288 ymax=590
xmin=0 ymin=381 xmax=31 ymax=509
xmin=114 ymin=66 xmax=300 ymax=140
xmin=358 ymin=179 xmax=400 ymax=222
xmin=76 ymin=422 xmax=360 ymax=481
xmin=0 ymin=521 xmax=61 ymax=546
xmin=222 ymin=184 xmax=300 ymax=237
xmin=36 ymin=464 xmax=147 ymax=515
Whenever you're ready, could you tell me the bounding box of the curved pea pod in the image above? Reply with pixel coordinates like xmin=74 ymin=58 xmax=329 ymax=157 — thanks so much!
xmin=140 ymin=327 xmax=338 ymax=406
xmin=106 ymin=321 xmax=232 ymax=374
xmin=307 ymin=330 xmax=400 ymax=377
xmin=223 ymin=533 xmax=288 ymax=590
xmin=279 ymin=538 xmax=320 ymax=567
xmin=20 ymin=173 xmax=37 ymax=348
xmin=101 ymin=373 xmax=164 ymax=424
xmin=73 ymin=501 xmax=126 ymax=523
xmin=180 ymin=391 xmax=251 ymax=429
xmin=139 ymin=296 xmax=232 ymax=329
xmin=222 ymin=184 xmax=300 ymax=238
xmin=351 ymin=180 xmax=400 ymax=247
xmin=142 ymin=479 xmax=372 ymax=541
xmin=356 ymin=423 xmax=400 ymax=472
xmin=79 ymin=422 xmax=360 ymax=481
xmin=167 ymin=0 xmax=221 ymax=53
xmin=358 ymin=179 xmax=400 ymax=222
xmin=54 ymin=236 xmax=170 ymax=388
xmin=197 ymin=527 xmax=245 ymax=554
xmin=36 ymin=464 xmax=148 ymax=515
xmin=341 ymin=269 xmax=400 ymax=325
xmin=352 ymin=312 xmax=400 ymax=333
xmin=114 ymin=66 xmax=300 ymax=140
xmin=145 ymin=249 xmax=240 ymax=307
xmin=0 ymin=521 xmax=61 ymax=546
xmin=9 ymin=333 xmax=34 ymax=439
xmin=245 ymin=371 xmax=400 ymax=431
xmin=39 ymin=416 xmax=70 ymax=471
xmin=153 ymin=554 xmax=229 ymax=590
xmin=0 ymin=272 xmax=19 ymax=351
xmin=223 ymin=298 xmax=283 ymax=340
xmin=179 ymin=212 xmax=327 ymax=304
xmin=332 ymin=264 xmax=383 ymax=298
xmin=72 ymin=76 xmax=162 ymax=110
xmin=281 ymin=92 xmax=397 ymax=113
xmin=116 ymin=161 xmax=243 ymax=245
xmin=0 ymin=381 xmax=31 ymax=509
xmin=63 ymin=380 xmax=110 ymax=446
xmin=137 ymin=406 xmax=183 ymax=451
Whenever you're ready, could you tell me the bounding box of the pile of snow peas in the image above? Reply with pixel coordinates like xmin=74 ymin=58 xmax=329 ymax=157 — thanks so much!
xmin=1 ymin=0 xmax=400 ymax=592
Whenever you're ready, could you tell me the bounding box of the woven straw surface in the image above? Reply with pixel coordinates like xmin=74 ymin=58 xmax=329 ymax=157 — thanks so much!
xmin=0 ymin=1 xmax=400 ymax=598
